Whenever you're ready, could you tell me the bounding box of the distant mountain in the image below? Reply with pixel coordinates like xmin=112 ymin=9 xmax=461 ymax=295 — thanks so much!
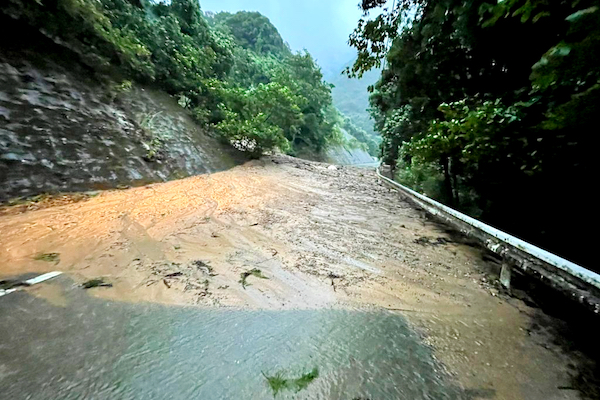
xmin=325 ymin=61 xmax=381 ymax=137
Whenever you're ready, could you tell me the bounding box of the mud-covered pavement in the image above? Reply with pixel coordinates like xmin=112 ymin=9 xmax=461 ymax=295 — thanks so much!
xmin=0 ymin=155 xmax=591 ymax=399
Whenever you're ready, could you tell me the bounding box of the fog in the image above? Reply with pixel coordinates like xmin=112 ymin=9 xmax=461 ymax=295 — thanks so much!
xmin=199 ymin=0 xmax=367 ymax=76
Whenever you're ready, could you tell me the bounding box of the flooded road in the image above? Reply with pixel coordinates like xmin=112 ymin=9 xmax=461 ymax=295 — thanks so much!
xmin=0 ymin=156 xmax=593 ymax=399
xmin=0 ymin=276 xmax=464 ymax=400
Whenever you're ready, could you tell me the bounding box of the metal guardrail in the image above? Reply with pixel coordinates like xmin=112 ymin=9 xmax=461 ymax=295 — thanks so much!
xmin=376 ymin=168 xmax=600 ymax=313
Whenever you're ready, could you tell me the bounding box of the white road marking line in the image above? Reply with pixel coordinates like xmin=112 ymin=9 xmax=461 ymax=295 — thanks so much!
xmin=24 ymin=271 xmax=63 ymax=285
xmin=0 ymin=288 xmax=17 ymax=298
xmin=0 ymin=271 xmax=63 ymax=298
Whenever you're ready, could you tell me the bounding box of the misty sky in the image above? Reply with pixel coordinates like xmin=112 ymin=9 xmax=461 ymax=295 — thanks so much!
xmin=199 ymin=0 xmax=368 ymax=76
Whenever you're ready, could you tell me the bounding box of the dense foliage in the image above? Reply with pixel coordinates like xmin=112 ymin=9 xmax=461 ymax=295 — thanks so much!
xmin=3 ymin=0 xmax=370 ymax=157
xmin=350 ymin=0 xmax=599 ymax=267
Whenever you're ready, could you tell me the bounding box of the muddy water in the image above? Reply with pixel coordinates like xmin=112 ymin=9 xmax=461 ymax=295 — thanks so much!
xmin=0 ymin=278 xmax=464 ymax=400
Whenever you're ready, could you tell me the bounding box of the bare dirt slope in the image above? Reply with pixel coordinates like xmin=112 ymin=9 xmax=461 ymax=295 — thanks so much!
xmin=0 ymin=155 xmax=585 ymax=399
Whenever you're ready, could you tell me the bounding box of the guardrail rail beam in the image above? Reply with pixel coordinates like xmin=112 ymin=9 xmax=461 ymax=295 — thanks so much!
xmin=376 ymin=168 xmax=600 ymax=314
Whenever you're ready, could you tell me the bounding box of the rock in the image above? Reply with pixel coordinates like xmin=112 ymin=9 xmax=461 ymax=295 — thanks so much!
xmin=1 ymin=153 xmax=21 ymax=162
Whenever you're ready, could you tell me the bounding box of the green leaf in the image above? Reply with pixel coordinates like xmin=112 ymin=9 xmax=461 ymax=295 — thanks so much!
xmin=565 ymin=6 xmax=599 ymax=22
xmin=551 ymin=44 xmax=572 ymax=57
xmin=478 ymin=3 xmax=495 ymax=16
xmin=532 ymin=11 xmax=551 ymax=23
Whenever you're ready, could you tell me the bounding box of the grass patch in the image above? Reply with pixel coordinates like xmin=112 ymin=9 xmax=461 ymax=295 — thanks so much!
xmin=264 ymin=371 xmax=288 ymax=396
xmin=33 ymin=252 xmax=60 ymax=263
xmin=293 ymin=368 xmax=319 ymax=391
xmin=8 ymin=193 xmax=51 ymax=206
xmin=81 ymin=278 xmax=113 ymax=289
xmin=263 ymin=368 xmax=319 ymax=396
xmin=192 ymin=260 xmax=216 ymax=276
xmin=239 ymin=268 xmax=268 ymax=289
xmin=1 ymin=193 xmax=96 ymax=216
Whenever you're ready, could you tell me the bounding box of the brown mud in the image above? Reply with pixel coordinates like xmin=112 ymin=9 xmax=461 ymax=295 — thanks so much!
xmin=0 ymin=155 xmax=595 ymax=399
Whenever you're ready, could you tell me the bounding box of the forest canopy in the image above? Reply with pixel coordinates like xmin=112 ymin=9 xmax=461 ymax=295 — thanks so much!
xmin=2 ymin=0 xmax=373 ymax=157
xmin=349 ymin=0 xmax=599 ymax=267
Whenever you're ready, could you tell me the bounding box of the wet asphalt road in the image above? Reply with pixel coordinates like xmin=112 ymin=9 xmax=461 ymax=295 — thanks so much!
xmin=0 ymin=275 xmax=467 ymax=399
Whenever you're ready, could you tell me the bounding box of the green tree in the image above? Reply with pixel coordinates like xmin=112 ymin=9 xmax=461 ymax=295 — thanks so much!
xmin=208 ymin=11 xmax=291 ymax=57
xmin=2 ymin=1 xmax=366 ymax=163
xmin=348 ymin=0 xmax=600 ymax=267
xmin=216 ymin=82 xmax=306 ymax=156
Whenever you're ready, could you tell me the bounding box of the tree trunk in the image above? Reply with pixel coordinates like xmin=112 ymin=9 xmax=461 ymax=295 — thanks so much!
xmin=450 ymin=157 xmax=460 ymax=205
xmin=441 ymin=156 xmax=454 ymax=206
xmin=388 ymin=138 xmax=400 ymax=179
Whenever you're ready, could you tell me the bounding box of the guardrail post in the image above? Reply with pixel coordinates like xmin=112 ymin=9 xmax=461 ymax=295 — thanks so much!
xmin=500 ymin=263 xmax=512 ymax=290
xmin=376 ymin=167 xmax=600 ymax=313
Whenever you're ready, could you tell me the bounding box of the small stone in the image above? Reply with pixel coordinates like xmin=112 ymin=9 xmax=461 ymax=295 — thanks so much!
xmin=1 ymin=153 xmax=21 ymax=162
